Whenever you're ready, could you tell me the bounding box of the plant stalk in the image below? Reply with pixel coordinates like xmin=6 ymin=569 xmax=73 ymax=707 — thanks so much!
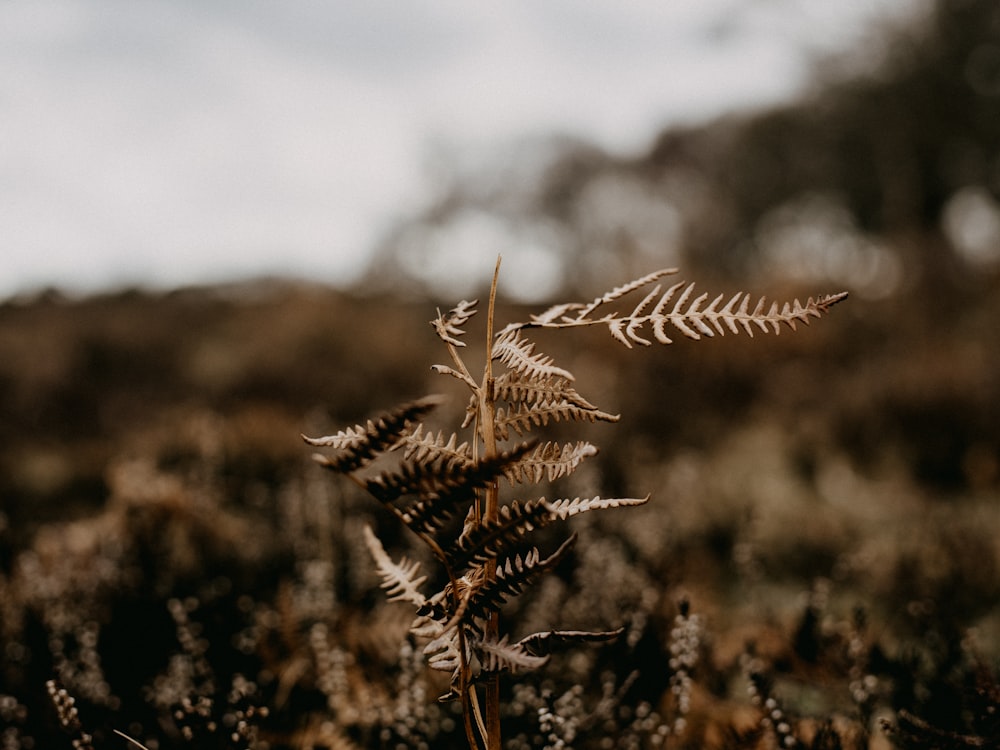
xmin=479 ymin=255 xmax=503 ymax=750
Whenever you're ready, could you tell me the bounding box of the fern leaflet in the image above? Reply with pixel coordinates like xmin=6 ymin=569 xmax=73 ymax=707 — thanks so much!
xmin=304 ymin=395 xmax=443 ymax=473
xmin=397 ymin=424 xmax=474 ymax=469
xmin=374 ymin=443 xmax=535 ymax=534
xmin=504 ymin=441 xmax=598 ymax=484
xmin=504 ymin=269 xmax=848 ymax=351
xmin=449 ymin=499 xmax=555 ymax=570
xmin=517 ymin=627 xmax=625 ymax=657
xmin=432 ymin=299 xmax=478 ymax=347
xmin=491 ymin=329 xmax=575 ymax=381
xmin=465 ymin=536 xmax=576 ymax=628
xmin=495 ymin=401 xmax=619 ymax=440
xmin=571 ymin=268 xmax=680 ymax=321
xmin=545 ymin=494 xmax=651 ymax=520
xmin=478 ymin=635 xmax=550 ymax=674
xmin=362 ymin=525 xmax=427 ymax=607
xmin=493 ymin=370 xmax=597 ymax=410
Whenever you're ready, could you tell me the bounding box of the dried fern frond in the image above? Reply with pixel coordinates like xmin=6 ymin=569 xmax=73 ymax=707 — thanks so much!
xmin=569 ymin=268 xmax=680 ymax=322
xmin=426 ymin=630 xmax=556 ymax=696
xmin=410 ymin=611 xmax=447 ymax=640
xmin=648 ymin=285 xmax=848 ymax=345
xmin=610 ymin=284 xmax=849 ymax=348
xmin=478 ymin=635 xmax=549 ymax=674
xmin=424 ymin=629 xmax=462 ymax=675
xmin=304 ymin=396 xmax=443 ymax=473
xmin=414 ymin=564 xmax=486 ymax=627
xmin=492 ymin=370 xmax=620 ymax=437
xmin=302 ymin=424 xmax=369 ymax=451
xmin=307 ymin=259 xmax=847 ymax=748
xmin=491 ymin=329 xmax=575 ymax=381
xmin=432 ymin=299 xmax=478 ymax=347
xmin=397 ymin=424 xmax=474 ymax=469
xmin=503 ymin=441 xmax=598 ymax=484
xmin=545 ymin=494 xmax=651 ymax=520
xmin=493 ymin=370 xmax=596 ymax=410
xmin=465 ymin=536 xmax=576 ymax=628
xmin=367 ymin=441 xmax=531 ymax=504
xmin=527 ymin=301 xmax=588 ymax=326
xmin=505 ymin=268 xmax=848 ymax=349
xmin=495 ymin=401 xmax=619 ymax=440
xmin=517 ymin=627 xmax=625 ymax=657
xmin=450 ymin=499 xmax=556 ymax=570
xmin=373 ymin=443 xmax=535 ymax=534
xmin=431 ymin=364 xmax=481 ymax=391
xmin=362 ymin=525 xmax=427 ymax=607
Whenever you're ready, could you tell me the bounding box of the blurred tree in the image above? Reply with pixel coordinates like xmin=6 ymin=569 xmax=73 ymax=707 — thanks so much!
xmin=366 ymin=0 xmax=1000 ymax=298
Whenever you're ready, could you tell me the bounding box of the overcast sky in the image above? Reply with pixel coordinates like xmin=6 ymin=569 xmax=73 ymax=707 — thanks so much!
xmin=1 ymin=0 xmax=918 ymax=299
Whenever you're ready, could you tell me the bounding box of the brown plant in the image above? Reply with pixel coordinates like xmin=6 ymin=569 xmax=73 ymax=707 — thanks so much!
xmin=305 ymin=257 xmax=846 ymax=749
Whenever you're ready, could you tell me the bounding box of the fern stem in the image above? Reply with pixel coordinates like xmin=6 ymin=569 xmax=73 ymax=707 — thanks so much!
xmin=441 ymin=547 xmax=483 ymax=750
xmin=480 ymin=255 xmax=503 ymax=750
xmin=444 ymin=337 xmax=479 ymax=389
xmin=462 ymin=660 xmax=486 ymax=750
xmin=467 ymin=686 xmax=489 ymax=750
xmin=482 ymin=253 xmax=502 ymax=512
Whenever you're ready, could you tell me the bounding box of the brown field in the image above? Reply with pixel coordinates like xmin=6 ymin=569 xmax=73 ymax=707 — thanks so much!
xmin=1 ymin=264 xmax=997 ymax=748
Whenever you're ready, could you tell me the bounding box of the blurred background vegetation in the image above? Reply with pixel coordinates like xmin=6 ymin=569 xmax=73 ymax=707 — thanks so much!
xmin=2 ymin=1 xmax=999 ymax=748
